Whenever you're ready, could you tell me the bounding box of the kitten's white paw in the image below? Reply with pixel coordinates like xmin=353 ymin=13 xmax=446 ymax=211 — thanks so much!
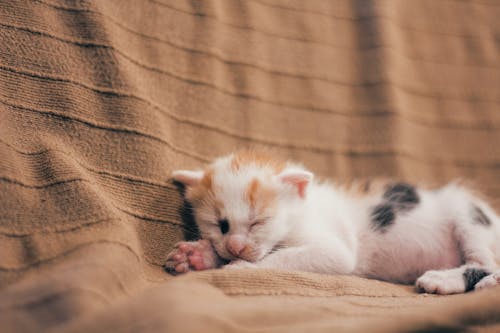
xmin=474 ymin=272 xmax=500 ymax=291
xmin=223 ymin=260 xmax=257 ymax=270
xmin=165 ymin=239 xmax=220 ymax=274
xmin=416 ymin=270 xmax=465 ymax=295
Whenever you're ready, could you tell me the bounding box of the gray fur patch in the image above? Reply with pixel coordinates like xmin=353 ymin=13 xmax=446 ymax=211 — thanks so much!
xmin=473 ymin=205 xmax=491 ymax=226
xmin=371 ymin=204 xmax=395 ymax=232
xmin=463 ymin=268 xmax=490 ymax=292
xmin=383 ymin=182 xmax=419 ymax=210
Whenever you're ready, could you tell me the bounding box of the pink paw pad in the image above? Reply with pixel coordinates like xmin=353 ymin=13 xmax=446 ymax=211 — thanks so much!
xmin=164 ymin=240 xmax=218 ymax=274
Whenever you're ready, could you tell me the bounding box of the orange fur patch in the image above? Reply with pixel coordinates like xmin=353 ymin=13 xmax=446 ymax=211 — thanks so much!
xmin=188 ymin=168 xmax=214 ymax=202
xmin=231 ymin=150 xmax=285 ymax=173
xmin=247 ymin=178 xmax=260 ymax=208
xmin=200 ymin=168 xmax=213 ymax=189
xmin=245 ymin=178 xmax=278 ymax=213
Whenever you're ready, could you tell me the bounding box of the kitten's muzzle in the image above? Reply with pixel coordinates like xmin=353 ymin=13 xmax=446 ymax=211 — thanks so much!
xmin=226 ymin=235 xmax=254 ymax=260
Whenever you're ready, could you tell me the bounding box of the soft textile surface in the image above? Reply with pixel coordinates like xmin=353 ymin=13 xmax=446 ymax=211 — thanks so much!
xmin=1 ymin=0 xmax=499 ymax=332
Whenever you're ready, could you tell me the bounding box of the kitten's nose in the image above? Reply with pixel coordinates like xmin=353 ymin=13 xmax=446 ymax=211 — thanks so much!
xmin=226 ymin=235 xmax=247 ymax=257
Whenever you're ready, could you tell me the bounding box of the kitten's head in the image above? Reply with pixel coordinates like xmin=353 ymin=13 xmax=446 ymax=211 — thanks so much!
xmin=172 ymin=150 xmax=312 ymax=262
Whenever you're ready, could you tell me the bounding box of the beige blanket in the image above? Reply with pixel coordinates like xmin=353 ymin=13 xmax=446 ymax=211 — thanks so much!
xmin=1 ymin=0 xmax=499 ymax=332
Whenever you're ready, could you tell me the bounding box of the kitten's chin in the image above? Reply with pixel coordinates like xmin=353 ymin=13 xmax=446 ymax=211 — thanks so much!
xmin=242 ymin=249 xmax=270 ymax=263
xmin=224 ymin=249 xmax=265 ymax=263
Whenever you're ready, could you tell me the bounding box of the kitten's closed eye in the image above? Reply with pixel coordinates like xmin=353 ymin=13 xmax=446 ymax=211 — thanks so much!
xmin=250 ymin=220 xmax=266 ymax=229
xmin=219 ymin=219 xmax=230 ymax=234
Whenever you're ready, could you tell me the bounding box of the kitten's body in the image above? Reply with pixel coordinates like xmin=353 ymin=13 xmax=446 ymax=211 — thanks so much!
xmin=166 ymin=151 xmax=500 ymax=294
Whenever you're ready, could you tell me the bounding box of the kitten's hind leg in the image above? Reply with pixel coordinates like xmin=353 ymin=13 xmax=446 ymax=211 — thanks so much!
xmin=416 ymin=189 xmax=499 ymax=294
xmin=474 ymin=270 xmax=500 ymax=291
xmin=415 ymin=231 xmax=496 ymax=295
xmin=416 ymin=266 xmax=491 ymax=294
xmin=415 ymin=225 xmax=496 ymax=295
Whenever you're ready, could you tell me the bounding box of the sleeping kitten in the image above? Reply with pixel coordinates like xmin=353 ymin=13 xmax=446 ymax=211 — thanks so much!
xmin=165 ymin=150 xmax=500 ymax=294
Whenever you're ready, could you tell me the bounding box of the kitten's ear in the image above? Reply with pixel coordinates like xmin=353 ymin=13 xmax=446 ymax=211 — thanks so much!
xmin=277 ymin=169 xmax=313 ymax=199
xmin=171 ymin=170 xmax=204 ymax=187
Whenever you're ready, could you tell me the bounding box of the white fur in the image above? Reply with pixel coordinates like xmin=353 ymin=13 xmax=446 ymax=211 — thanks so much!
xmin=168 ymin=154 xmax=500 ymax=294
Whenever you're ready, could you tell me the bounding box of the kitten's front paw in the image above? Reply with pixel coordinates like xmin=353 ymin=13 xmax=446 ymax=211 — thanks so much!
xmin=416 ymin=270 xmax=465 ymax=295
xmin=165 ymin=239 xmax=220 ymax=274
xmin=474 ymin=272 xmax=500 ymax=291
xmin=223 ymin=260 xmax=257 ymax=270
